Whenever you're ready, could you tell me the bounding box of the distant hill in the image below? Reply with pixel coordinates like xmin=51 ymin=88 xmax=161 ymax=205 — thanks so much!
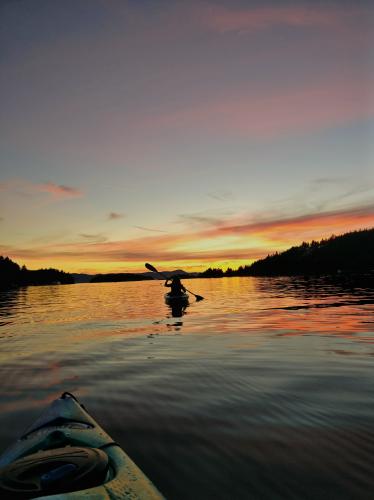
xmin=0 ymin=258 xmax=194 ymax=287
xmin=90 ymin=269 xmax=190 ymax=283
xmin=142 ymin=269 xmax=191 ymax=279
xmin=201 ymin=228 xmax=374 ymax=278
xmin=90 ymin=273 xmax=153 ymax=283
xmin=71 ymin=273 xmax=94 ymax=283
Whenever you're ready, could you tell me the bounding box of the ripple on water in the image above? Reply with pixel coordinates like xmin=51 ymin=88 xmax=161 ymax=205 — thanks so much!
xmin=0 ymin=277 xmax=374 ymax=499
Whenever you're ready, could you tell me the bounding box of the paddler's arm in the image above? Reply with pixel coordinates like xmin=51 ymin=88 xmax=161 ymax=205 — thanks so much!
xmin=164 ymin=279 xmax=171 ymax=287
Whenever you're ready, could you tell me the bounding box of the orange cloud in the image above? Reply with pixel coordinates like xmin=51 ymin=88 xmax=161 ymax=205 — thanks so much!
xmin=199 ymin=203 xmax=374 ymax=242
xmin=1 ymin=203 xmax=373 ymax=272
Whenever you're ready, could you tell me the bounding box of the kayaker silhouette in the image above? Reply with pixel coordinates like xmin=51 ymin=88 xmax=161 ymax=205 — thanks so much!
xmin=164 ymin=276 xmax=186 ymax=296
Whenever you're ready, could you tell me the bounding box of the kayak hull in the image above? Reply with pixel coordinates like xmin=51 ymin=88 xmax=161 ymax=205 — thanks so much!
xmin=164 ymin=292 xmax=189 ymax=304
xmin=0 ymin=392 xmax=164 ymax=499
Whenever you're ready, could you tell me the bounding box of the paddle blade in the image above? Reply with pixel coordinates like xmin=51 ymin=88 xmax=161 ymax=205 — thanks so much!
xmin=145 ymin=263 xmax=158 ymax=273
xmin=184 ymin=287 xmax=204 ymax=301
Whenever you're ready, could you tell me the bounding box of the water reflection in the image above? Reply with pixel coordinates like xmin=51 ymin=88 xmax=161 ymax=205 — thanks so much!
xmin=165 ymin=300 xmax=188 ymax=331
xmin=167 ymin=301 xmax=188 ymax=318
xmin=0 ymin=277 xmax=374 ymax=499
xmin=271 ymin=298 xmax=374 ymax=310
xmin=255 ymin=274 xmax=374 ymax=304
xmin=0 ymin=288 xmax=25 ymax=327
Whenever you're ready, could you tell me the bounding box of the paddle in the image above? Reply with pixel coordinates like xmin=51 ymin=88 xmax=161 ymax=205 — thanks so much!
xmin=145 ymin=263 xmax=204 ymax=301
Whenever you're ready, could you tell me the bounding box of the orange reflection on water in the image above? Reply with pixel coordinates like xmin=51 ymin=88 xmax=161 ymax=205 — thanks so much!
xmin=0 ymin=276 xmax=373 ymax=361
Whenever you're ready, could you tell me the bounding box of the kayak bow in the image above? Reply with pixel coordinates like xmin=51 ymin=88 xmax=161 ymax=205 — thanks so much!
xmin=0 ymin=392 xmax=164 ymax=499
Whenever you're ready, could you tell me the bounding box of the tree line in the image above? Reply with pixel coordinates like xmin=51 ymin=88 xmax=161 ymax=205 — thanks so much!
xmin=201 ymin=228 xmax=374 ymax=278
xmin=0 ymin=256 xmax=74 ymax=287
xmin=2 ymin=228 xmax=373 ymax=287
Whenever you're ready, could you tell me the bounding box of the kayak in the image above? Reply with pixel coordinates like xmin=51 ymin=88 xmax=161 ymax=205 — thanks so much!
xmin=164 ymin=292 xmax=189 ymax=304
xmin=0 ymin=392 xmax=164 ymax=499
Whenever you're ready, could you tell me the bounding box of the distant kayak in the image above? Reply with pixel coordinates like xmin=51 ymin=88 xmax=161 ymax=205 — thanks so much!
xmin=164 ymin=292 xmax=189 ymax=304
xmin=0 ymin=392 xmax=164 ymax=499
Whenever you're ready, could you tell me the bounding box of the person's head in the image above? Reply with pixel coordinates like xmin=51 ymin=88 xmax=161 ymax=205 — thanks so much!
xmin=172 ymin=276 xmax=181 ymax=283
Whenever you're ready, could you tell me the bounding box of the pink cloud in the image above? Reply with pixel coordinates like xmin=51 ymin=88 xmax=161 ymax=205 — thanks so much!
xmin=139 ymin=75 xmax=374 ymax=139
xmin=198 ymin=4 xmax=348 ymax=33
xmin=35 ymin=182 xmax=83 ymax=199
xmin=0 ymin=179 xmax=83 ymax=200
xmin=2 ymin=3 xmax=369 ymax=162
xmin=199 ymin=203 xmax=374 ymax=244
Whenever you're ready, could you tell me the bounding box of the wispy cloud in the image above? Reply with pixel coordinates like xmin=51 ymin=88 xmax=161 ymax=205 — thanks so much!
xmin=178 ymin=213 xmax=225 ymax=227
xmin=139 ymin=76 xmax=374 ymax=140
xmin=0 ymin=179 xmax=83 ymax=200
xmin=108 ymin=212 xmax=125 ymax=220
xmin=197 ymin=4 xmax=356 ymax=34
xmin=79 ymin=233 xmax=108 ymax=243
xmin=124 ymin=3 xmax=363 ymax=41
xmin=197 ymin=203 xmax=374 ymax=244
xmin=307 ymin=178 xmax=374 ymax=211
xmin=177 ymin=208 xmax=237 ymax=228
xmin=35 ymin=182 xmax=83 ymax=199
xmin=312 ymin=177 xmax=347 ymax=186
xmin=208 ymin=190 xmax=233 ymax=201
xmin=133 ymin=225 xmax=168 ymax=233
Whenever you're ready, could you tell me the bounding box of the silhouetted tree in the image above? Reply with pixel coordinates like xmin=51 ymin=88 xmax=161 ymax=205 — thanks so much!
xmin=200 ymin=228 xmax=374 ymax=278
xmin=0 ymin=256 xmax=21 ymax=286
xmin=200 ymin=267 xmax=224 ymax=278
xmin=0 ymin=256 xmax=74 ymax=287
xmin=244 ymin=229 xmax=374 ymax=276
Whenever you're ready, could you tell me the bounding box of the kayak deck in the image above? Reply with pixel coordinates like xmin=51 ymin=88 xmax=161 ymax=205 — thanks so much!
xmin=0 ymin=392 xmax=164 ymax=499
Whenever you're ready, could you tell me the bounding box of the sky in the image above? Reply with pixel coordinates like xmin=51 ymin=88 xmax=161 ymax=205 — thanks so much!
xmin=0 ymin=0 xmax=373 ymax=273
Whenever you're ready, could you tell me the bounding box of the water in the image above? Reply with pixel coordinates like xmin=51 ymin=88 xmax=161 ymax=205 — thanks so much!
xmin=0 ymin=276 xmax=373 ymax=499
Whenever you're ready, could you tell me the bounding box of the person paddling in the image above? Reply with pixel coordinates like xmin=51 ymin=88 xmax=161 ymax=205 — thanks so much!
xmin=145 ymin=263 xmax=204 ymax=301
xmin=164 ymin=276 xmax=186 ymax=296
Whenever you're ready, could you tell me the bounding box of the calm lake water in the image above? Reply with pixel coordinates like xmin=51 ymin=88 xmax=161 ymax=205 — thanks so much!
xmin=0 ymin=276 xmax=374 ymax=499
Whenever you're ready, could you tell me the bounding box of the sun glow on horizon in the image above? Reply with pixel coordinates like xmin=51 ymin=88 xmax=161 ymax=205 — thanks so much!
xmin=4 ymin=221 xmax=373 ymax=275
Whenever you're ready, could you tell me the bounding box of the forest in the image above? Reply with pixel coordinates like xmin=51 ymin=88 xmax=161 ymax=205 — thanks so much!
xmin=201 ymin=228 xmax=374 ymax=278
xmin=0 ymin=256 xmax=74 ymax=287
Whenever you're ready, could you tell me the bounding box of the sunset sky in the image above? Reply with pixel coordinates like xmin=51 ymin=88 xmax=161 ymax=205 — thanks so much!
xmin=1 ymin=0 xmax=373 ymax=273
